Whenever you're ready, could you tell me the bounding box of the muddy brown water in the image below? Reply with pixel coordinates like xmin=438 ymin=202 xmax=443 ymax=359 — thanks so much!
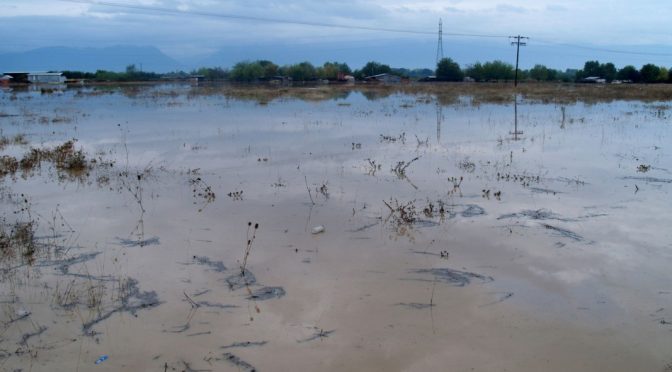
xmin=1 ymin=84 xmax=671 ymax=371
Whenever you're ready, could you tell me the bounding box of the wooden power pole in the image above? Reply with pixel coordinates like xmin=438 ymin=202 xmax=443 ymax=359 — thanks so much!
xmin=509 ymin=35 xmax=529 ymax=86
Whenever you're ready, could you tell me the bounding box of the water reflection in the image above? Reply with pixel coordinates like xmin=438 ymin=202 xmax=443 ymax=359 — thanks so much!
xmin=436 ymin=100 xmax=442 ymax=144
xmin=510 ymin=96 xmax=523 ymax=141
xmin=1 ymin=84 xmax=671 ymax=371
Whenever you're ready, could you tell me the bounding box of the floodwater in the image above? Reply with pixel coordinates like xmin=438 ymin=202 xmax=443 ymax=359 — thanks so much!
xmin=1 ymin=84 xmax=671 ymax=371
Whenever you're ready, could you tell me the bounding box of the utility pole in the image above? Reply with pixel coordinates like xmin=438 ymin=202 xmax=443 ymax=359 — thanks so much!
xmin=509 ymin=35 xmax=528 ymax=86
xmin=436 ymin=18 xmax=444 ymax=65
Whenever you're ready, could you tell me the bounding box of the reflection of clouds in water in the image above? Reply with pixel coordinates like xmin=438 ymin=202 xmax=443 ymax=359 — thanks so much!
xmin=530 ymin=266 xmax=596 ymax=285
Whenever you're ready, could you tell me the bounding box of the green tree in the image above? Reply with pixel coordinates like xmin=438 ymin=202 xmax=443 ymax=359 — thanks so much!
xmin=283 ymin=62 xmax=317 ymax=81
xmin=317 ymin=61 xmax=351 ymax=80
xmin=602 ymin=62 xmax=617 ymax=82
xmin=230 ymin=61 xmax=265 ymax=82
xmin=529 ymin=64 xmax=549 ymax=81
xmin=465 ymin=63 xmax=484 ymax=81
xmin=617 ymin=65 xmax=640 ymax=82
xmin=356 ymin=61 xmax=392 ymax=79
xmin=582 ymin=60 xmax=601 ymax=77
xmin=194 ymin=67 xmax=228 ymax=80
xmin=481 ymin=60 xmax=514 ymax=81
xmin=435 ymin=58 xmax=463 ymax=81
xmin=640 ymin=64 xmax=662 ymax=83
xmin=257 ymin=60 xmax=279 ymax=79
xmin=658 ymin=67 xmax=669 ymax=83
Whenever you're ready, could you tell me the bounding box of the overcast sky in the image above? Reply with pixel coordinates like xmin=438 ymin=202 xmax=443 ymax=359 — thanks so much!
xmin=2 ymin=0 xmax=671 ymax=69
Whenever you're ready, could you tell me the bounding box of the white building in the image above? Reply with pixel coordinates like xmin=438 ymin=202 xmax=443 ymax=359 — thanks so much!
xmin=27 ymin=72 xmax=66 ymax=84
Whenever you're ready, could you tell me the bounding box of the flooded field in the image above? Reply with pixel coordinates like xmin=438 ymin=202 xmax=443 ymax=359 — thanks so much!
xmin=1 ymin=83 xmax=671 ymax=371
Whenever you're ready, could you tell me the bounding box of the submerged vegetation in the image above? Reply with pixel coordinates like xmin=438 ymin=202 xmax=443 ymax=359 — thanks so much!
xmin=1 ymin=139 xmax=90 ymax=180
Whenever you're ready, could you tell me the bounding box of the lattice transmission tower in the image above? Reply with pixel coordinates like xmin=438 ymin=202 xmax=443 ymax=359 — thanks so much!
xmin=436 ymin=18 xmax=444 ymax=64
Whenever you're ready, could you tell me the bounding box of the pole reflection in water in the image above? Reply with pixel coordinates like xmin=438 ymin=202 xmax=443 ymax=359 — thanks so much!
xmin=510 ymin=95 xmax=523 ymax=141
xmin=436 ymin=100 xmax=442 ymax=144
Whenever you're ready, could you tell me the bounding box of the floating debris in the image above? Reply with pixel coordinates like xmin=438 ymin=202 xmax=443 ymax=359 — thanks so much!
xmin=311 ymin=225 xmax=325 ymax=234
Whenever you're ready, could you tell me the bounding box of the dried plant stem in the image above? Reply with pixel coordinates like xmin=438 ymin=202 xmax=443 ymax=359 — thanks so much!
xmin=241 ymin=222 xmax=259 ymax=275
xmin=304 ymin=176 xmax=315 ymax=205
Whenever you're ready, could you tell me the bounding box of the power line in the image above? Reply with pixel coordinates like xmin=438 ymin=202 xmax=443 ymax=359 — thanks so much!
xmin=59 ymin=0 xmax=508 ymax=39
xmin=43 ymin=0 xmax=672 ymax=60
xmin=532 ymin=38 xmax=672 ymax=57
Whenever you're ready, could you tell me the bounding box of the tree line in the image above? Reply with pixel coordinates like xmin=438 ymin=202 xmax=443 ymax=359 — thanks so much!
xmin=435 ymin=58 xmax=672 ymax=83
xmin=60 ymin=59 xmax=672 ymax=84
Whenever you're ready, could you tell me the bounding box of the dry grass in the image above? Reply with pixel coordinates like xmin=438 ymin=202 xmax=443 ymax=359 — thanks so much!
xmin=65 ymin=81 xmax=672 ymax=105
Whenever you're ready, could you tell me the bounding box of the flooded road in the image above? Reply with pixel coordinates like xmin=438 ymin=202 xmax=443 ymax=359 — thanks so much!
xmin=1 ymin=84 xmax=671 ymax=371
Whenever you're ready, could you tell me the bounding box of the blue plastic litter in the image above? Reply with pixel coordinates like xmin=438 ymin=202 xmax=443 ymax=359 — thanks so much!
xmin=95 ymin=355 xmax=109 ymax=365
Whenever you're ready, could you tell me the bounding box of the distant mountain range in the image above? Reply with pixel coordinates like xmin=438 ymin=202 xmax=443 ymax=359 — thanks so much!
xmin=0 ymin=46 xmax=183 ymax=73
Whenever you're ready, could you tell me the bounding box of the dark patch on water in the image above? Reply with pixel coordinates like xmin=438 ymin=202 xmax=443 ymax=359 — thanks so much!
xmin=221 ymin=352 xmax=256 ymax=372
xmin=541 ymin=223 xmax=584 ymax=242
xmin=410 ymin=250 xmax=441 ymax=257
xmin=55 ymin=252 xmax=101 ymax=274
xmin=187 ymin=331 xmax=211 ymax=337
xmin=190 ymin=255 xmax=227 ymax=272
xmin=529 ymin=187 xmax=562 ymax=195
xmin=349 ymin=222 xmax=380 ymax=232
xmin=413 ymin=219 xmax=441 ymax=228
xmin=622 ymin=176 xmax=672 ymax=183
xmin=247 ymin=286 xmax=286 ymax=301
xmin=221 ymin=341 xmax=268 ymax=349
xmin=460 ymin=204 xmax=486 ymax=218
xmin=81 ymin=277 xmax=160 ymax=334
xmin=115 ymin=236 xmax=160 ymax=247
xmin=19 ymin=325 xmax=47 ymax=345
xmin=195 ymin=301 xmax=237 ymax=309
xmin=395 ymin=302 xmax=435 ymax=309
xmin=166 ymin=323 xmax=190 ymax=333
xmin=408 ymin=268 xmax=493 ymax=287
xmin=192 ymin=289 xmax=210 ymax=297
xmin=34 ymin=252 xmax=101 ymax=274
xmin=223 ymin=270 xmax=256 ymax=290
xmin=498 ymin=209 xmax=572 ymax=222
